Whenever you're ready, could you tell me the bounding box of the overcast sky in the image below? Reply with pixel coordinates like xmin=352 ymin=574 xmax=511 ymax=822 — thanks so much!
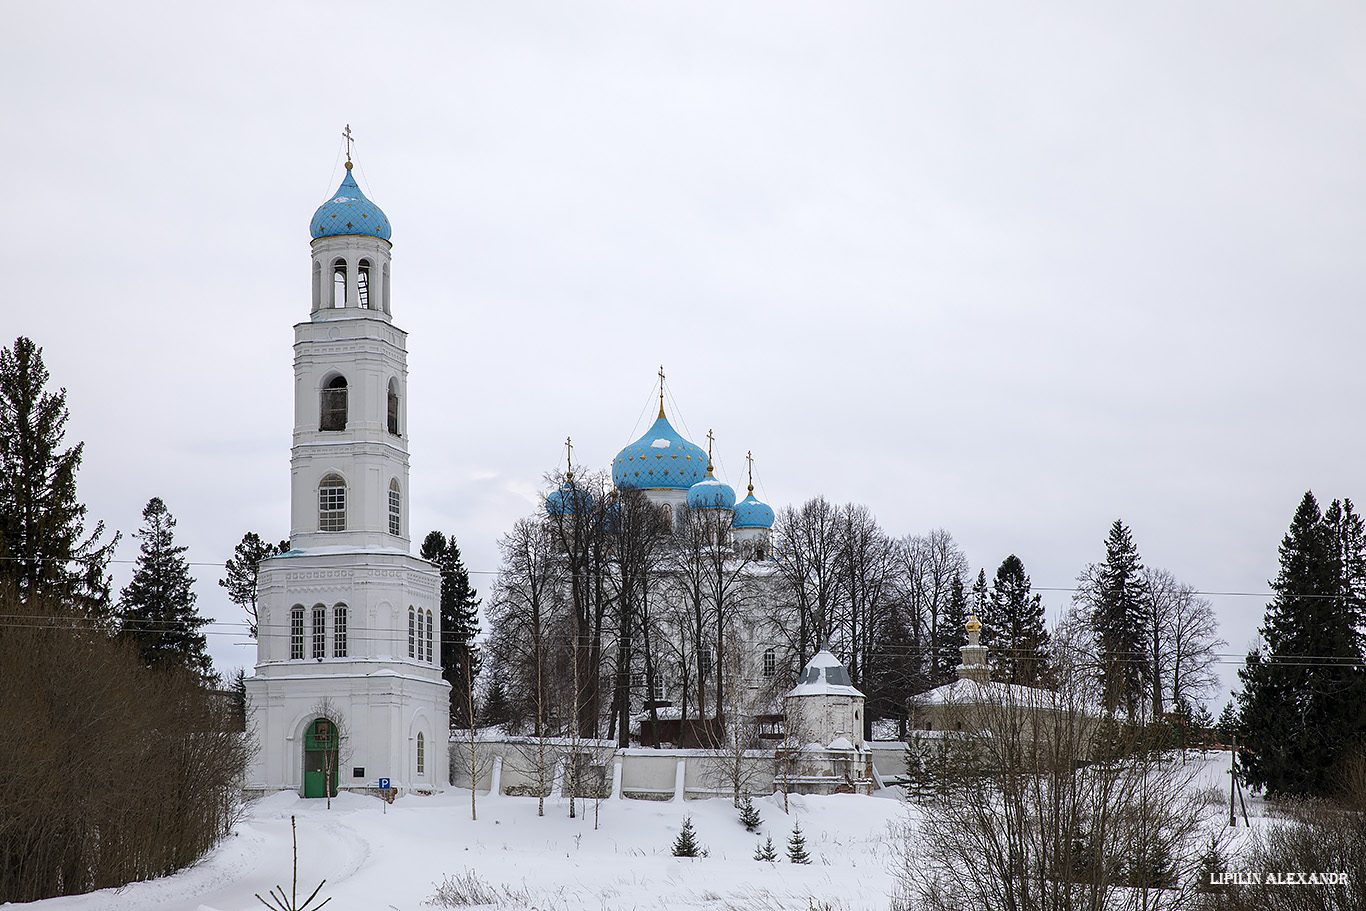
xmin=5 ymin=2 xmax=1364 ymax=704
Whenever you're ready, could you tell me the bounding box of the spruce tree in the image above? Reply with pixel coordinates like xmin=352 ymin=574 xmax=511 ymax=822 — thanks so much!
xmin=421 ymin=531 xmax=481 ymax=728
xmin=1237 ymin=492 xmax=1366 ymax=797
xmin=754 ymin=836 xmax=778 ymax=862
xmin=738 ymin=795 xmax=762 ymax=832
xmin=219 ymin=531 xmax=287 ymax=637
xmin=1081 ymin=520 xmax=1150 ymax=717
xmin=0 ymin=337 xmax=118 ymax=612
xmin=672 ymin=816 xmax=704 ymax=856
xmin=480 ymin=674 xmax=511 ymax=727
xmin=1214 ymin=701 xmax=1238 ymax=746
xmin=932 ymin=573 xmax=969 ymax=685
xmin=118 ymin=498 xmax=212 ymax=677
xmin=988 ymin=555 xmax=1050 ymax=686
xmin=787 ymin=821 xmax=811 ymax=864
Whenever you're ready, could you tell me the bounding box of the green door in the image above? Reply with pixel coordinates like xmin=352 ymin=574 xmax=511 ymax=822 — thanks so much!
xmin=303 ymin=718 xmax=338 ymax=798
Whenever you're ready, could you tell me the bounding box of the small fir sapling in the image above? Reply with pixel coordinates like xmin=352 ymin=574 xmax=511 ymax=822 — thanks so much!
xmin=738 ymin=795 xmax=762 ymax=832
xmin=787 ymin=821 xmax=812 ymax=864
xmin=754 ymin=835 xmax=779 ymax=862
xmin=671 ymin=816 xmax=706 ymax=857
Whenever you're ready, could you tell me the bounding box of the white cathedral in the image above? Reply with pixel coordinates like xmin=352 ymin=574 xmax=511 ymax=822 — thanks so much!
xmin=244 ymin=156 xmax=449 ymax=799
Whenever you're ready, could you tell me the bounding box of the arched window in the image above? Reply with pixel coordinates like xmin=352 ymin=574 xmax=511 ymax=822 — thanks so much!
xmin=426 ymin=610 xmax=434 ymax=663
xmin=416 ymin=731 xmax=425 ymax=775
xmin=408 ymin=606 xmax=415 ymax=658
xmin=312 ymin=262 xmax=322 ymax=310
xmin=333 ymin=604 xmax=348 ymax=658
xmin=660 ymin=504 xmax=673 ymax=530
xmin=357 ymin=259 xmax=371 ymax=308
xmin=311 ymin=604 xmax=326 ymax=659
xmin=290 ymin=605 xmax=305 ymax=659
xmin=763 ymin=648 xmax=776 ymax=678
xmin=388 ymin=479 xmax=401 ymax=536
xmin=387 ymin=378 xmax=400 ymax=436
xmin=320 ymin=375 xmax=348 ymax=431
xmin=331 ymin=259 xmax=347 ymax=308
xmin=318 ymin=474 xmax=346 ymax=531
xmin=416 ymin=609 xmax=424 ymax=660
xmin=381 ymin=263 xmax=391 ymax=314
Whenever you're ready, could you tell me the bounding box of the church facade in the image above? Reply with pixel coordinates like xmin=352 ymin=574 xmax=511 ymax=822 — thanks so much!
xmin=244 ymin=157 xmax=450 ymax=798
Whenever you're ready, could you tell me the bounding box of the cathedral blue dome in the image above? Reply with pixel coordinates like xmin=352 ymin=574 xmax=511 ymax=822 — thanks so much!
xmin=545 ymin=480 xmax=594 ymax=517
xmin=310 ymin=168 xmax=392 ymax=240
xmin=733 ymin=493 xmax=775 ymax=529
xmin=687 ymin=476 xmax=735 ymax=511
xmin=612 ymin=413 xmax=708 ymax=491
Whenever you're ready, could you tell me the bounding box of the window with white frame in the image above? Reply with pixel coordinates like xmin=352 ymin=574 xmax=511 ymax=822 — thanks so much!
xmin=388 ymin=479 xmax=401 ymax=536
xmin=416 ymin=731 xmax=425 ymax=775
xmin=311 ymin=604 xmax=326 ymax=659
xmin=415 ymin=609 xmax=424 ymax=660
xmin=408 ymin=606 xmax=415 ymax=658
xmin=763 ymin=648 xmax=776 ymax=678
xmin=318 ymin=474 xmax=346 ymax=531
xmin=290 ymin=606 xmax=304 ymax=659
xmin=333 ymin=604 xmax=347 ymax=658
xmin=426 ymin=610 xmax=434 ymax=663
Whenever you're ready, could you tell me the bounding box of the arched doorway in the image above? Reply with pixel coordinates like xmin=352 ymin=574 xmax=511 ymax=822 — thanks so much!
xmin=303 ymin=717 xmax=339 ymax=798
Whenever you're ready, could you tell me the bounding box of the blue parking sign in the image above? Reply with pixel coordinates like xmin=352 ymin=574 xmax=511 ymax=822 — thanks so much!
xmin=379 ymin=778 xmax=390 ymax=789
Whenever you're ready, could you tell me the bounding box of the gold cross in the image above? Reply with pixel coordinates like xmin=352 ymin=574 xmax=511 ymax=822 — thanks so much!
xmin=565 ymin=436 xmax=574 ymax=481
xmin=343 ymin=124 xmax=354 ymax=164
xmin=657 ymin=365 xmax=666 ymax=418
xmin=746 ymin=450 xmax=754 ymax=494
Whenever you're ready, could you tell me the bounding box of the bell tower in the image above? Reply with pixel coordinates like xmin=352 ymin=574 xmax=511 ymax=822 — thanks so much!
xmin=245 ymin=138 xmax=450 ymax=799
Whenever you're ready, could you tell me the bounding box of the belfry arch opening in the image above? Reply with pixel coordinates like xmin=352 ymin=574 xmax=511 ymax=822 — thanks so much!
xmin=320 ymin=375 xmax=348 ymax=431
xmin=387 ymin=378 xmax=400 ymax=435
xmin=330 ymin=259 xmax=347 ymax=308
xmin=357 ymin=259 xmax=371 ymax=308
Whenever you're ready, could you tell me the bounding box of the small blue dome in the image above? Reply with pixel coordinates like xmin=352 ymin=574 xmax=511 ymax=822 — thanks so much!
xmin=545 ymin=480 xmax=594 ymax=517
xmin=612 ymin=413 xmax=708 ymax=491
xmin=310 ymin=168 xmax=392 ymax=240
xmin=687 ymin=476 xmax=735 ymax=511
xmin=733 ymin=492 xmax=774 ymax=529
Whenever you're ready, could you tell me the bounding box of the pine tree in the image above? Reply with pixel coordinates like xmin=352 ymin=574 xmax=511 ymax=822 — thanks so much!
xmin=672 ymin=816 xmax=704 ymax=857
xmin=754 ymin=835 xmax=778 ymax=862
xmin=786 ymin=821 xmax=811 ymax=864
xmin=118 ymin=498 xmax=212 ymax=677
xmin=480 ymin=674 xmax=511 ymax=727
xmin=1214 ymin=701 xmax=1238 ymax=746
xmin=1237 ymin=492 xmax=1366 ymax=797
xmin=421 ymin=530 xmax=481 ymax=728
xmin=219 ymin=531 xmax=287 ymax=637
xmin=0 ymin=337 xmax=118 ymax=612
xmin=738 ymin=795 xmax=762 ymax=832
xmin=1081 ymin=520 xmax=1150 ymax=717
xmin=987 ymin=555 xmax=1050 ymax=686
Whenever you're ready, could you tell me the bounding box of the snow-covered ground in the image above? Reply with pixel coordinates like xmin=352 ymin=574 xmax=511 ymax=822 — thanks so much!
xmin=21 ymin=752 xmax=1264 ymax=911
xmin=24 ymin=786 xmax=908 ymax=911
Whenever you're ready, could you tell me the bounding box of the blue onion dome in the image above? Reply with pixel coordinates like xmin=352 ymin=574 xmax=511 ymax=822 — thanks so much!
xmin=612 ymin=409 xmax=709 ymax=491
xmin=687 ymin=472 xmax=735 ymax=511
xmin=733 ymin=487 xmax=775 ymax=529
xmin=545 ymin=477 xmax=594 ymax=516
xmin=310 ymin=165 xmax=392 ymax=240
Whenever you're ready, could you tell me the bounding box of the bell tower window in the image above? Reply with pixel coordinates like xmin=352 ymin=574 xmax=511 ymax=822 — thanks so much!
xmin=318 ymin=474 xmax=346 ymax=532
xmin=333 ymin=604 xmax=348 ymax=658
xmin=312 ymin=262 xmax=322 ymax=310
xmin=381 ymin=263 xmax=391 ymax=314
xmin=290 ymin=606 xmax=305 ymax=660
xmin=388 ymin=479 xmax=401 ymax=536
xmin=330 ymin=259 xmax=347 ymax=307
xmin=387 ymin=378 xmax=400 ymax=436
xmin=357 ymin=259 xmax=371 ymax=308
xmin=311 ymin=604 xmax=326 ymax=659
xmin=320 ymin=375 xmax=348 ymax=431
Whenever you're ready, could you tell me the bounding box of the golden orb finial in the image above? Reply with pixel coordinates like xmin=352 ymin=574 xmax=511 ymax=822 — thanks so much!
xmin=966 ymin=614 xmax=982 ymax=633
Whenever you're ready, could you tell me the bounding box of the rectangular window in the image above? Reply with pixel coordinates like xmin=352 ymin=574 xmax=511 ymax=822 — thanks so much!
xmin=426 ymin=611 xmax=434 ymax=663
xmin=763 ymin=648 xmax=776 ymax=678
xmin=631 ymin=671 xmax=644 ymax=691
xmin=312 ymin=606 xmax=326 ymax=659
xmin=417 ymin=732 xmax=425 ymax=775
xmin=319 ymin=485 xmax=346 ymax=531
xmin=290 ymin=608 xmax=304 ymax=660
xmin=333 ymin=606 xmax=348 ymax=658
xmin=652 ymin=676 xmax=666 ymax=701
xmin=408 ymin=608 xmax=415 ymax=658
xmin=388 ymin=487 xmax=401 ymax=536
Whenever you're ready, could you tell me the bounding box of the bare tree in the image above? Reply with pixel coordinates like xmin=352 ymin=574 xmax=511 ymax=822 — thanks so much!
xmin=1142 ymin=568 xmax=1225 ymax=720
xmin=307 ymin=697 xmax=351 ymax=810
xmin=772 ymin=496 xmax=845 ymax=662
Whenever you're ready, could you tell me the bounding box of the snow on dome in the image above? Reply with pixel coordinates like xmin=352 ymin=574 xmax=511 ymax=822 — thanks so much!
xmin=612 ymin=413 xmax=708 ymax=491
xmin=686 ymin=475 xmax=735 ymax=511
xmin=732 ymin=492 xmax=774 ymax=529
xmin=827 ymin=736 xmax=855 ymax=751
xmin=310 ymin=168 xmax=392 ymax=240
xmin=785 ymin=648 xmax=864 ymax=698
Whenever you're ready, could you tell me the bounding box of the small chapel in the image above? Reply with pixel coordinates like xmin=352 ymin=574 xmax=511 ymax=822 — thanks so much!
xmin=243 ymin=147 xmax=450 ymax=799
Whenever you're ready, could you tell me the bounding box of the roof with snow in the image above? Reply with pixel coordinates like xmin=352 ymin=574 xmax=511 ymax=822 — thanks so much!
xmin=785 ymin=648 xmax=864 ymax=698
xmin=612 ymin=412 xmax=708 ymax=491
xmin=686 ymin=474 xmax=735 ymax=510
xmin=310 ymin=167 xmax=392 ymax=240
xmin=914 ymin=677 xmax=1065 ymax=709
xmin=732 ymin=492 xmax=774 ymax=529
